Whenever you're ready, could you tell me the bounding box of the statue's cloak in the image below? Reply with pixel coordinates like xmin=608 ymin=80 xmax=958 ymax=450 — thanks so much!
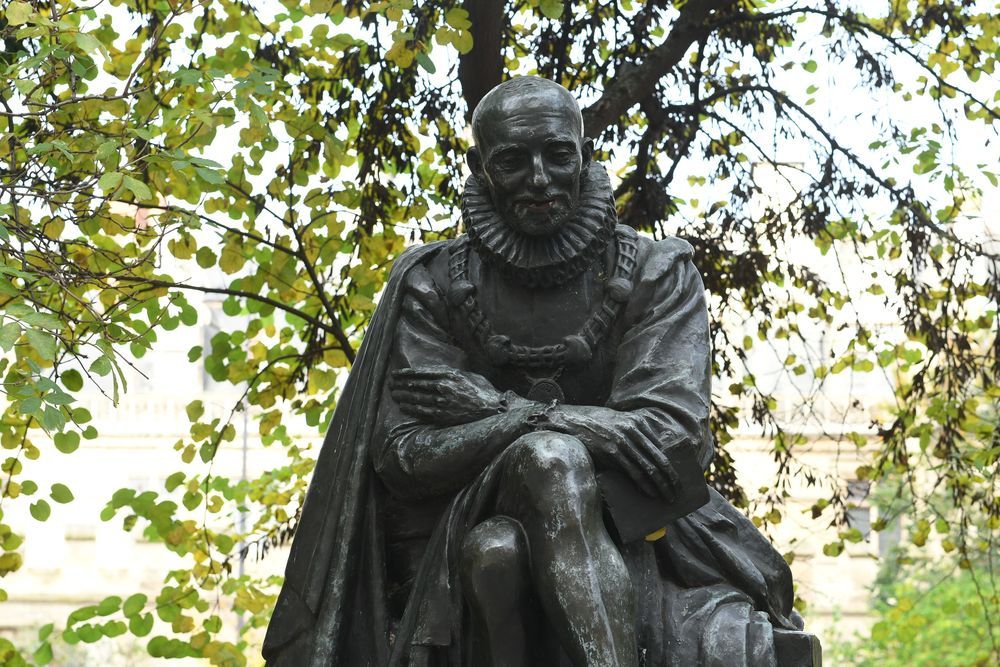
xmin=263 ymin=242 xmax=445 ymax=666
xmin=264 ymin=236 xmax=809 ymax=666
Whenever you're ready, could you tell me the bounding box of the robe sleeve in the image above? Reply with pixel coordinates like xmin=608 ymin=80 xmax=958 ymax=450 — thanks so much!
xmin=370 ymin=262 xmax=471 ymax=498
xmin=607 ymin=235 xmax=715 ymax=470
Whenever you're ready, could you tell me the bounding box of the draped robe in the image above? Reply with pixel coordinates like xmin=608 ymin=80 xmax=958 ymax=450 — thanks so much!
xmin=264 ymin=229 xmax=808 ymax=666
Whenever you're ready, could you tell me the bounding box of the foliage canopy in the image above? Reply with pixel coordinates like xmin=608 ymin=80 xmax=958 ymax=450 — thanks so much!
xmin=0 ymin=0 xmax=997 ymax=663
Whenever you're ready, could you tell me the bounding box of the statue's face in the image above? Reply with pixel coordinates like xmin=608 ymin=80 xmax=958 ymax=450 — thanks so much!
xmin=470 ymin=89 xmax=592 ymax=236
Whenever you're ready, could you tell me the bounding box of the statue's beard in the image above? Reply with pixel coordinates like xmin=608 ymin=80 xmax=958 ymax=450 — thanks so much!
xmin=503 ymin=195 xmax=574 ymax=236
xmin=461 ymin=163 xmax=618 ymax=289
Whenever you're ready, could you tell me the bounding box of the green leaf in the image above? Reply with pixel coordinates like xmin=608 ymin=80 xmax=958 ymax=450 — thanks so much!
xmin=61 ymin=369 xmax=84 ymax=391
xmin=75 ymin=33 xmax=101 ymax=53
xmin=182 ymin=490 xmax=202 ymax=510
xmin=123 ymin=593 xmax=147 ymax=617
xmin=186 ymin=400 xmax=204 ymax=422
xmin=42 ymin=405 xmax=66 ymax=431
xmin=191 ymin=156 xmax=225 ymax=169
xmin=103 ymin=620 xmax=127 ymax=637
xmin=5 ymin=1 xmax=32 ymax=26
xmin=33 ymin=641 xmax=53 ymax=665
xmin=444 ymin=8 xmax=471 ymax=29
xmin=219 ymin=246 xmax=246 ymax=274
xmin=453 ymin=29 xmax=473 ymax=53
xmin=44 ymin=389 xmax=73 ymax=406
xmin=26 ymin=329 xmax=57 ymax=360
xmin=0 ymin=322 xmax=20 ymax=351
xmin=123 ymin=176 xmax=152 ymax=201
xmin=30 ymin=499 xmax=51 ymax=521
xmin=194 ymin=167 xmax=226 ymax=185
xmin=96 ymin=141 xmax=118 ymax=163
xmin=98 ymin=171 xmax=124 ymax=194
xmin=415 ymin=51 xmax=436 ymax=74
xmin=96 ymin=595 xmax=122 ymax=615
xmin=129 ymin=612 xmax=154 ymax=637
xmin=77 ymin=624 xmax=101 ymax=643
xmin=822 ymin=541 xmax=843 ymax=557
xmin=54 ymin=431 xmax=81 ymax=454
xmin=195 ymin=247 xmax=217 ymax=269
xmin=164 ymin=472 xmax=185 ymax=492
xmin=50 ymin=483 xmax=74 ymax=504
xmin=803 ymin=60 xmax=818 ymax=72
xmin=539 ymin=0 xmax=564 ymax=19
xmin=90 ymin=355 xmax=112 ymax=376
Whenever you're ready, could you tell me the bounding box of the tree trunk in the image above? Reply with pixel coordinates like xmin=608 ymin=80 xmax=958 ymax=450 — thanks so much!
xmin=458 ymin=0 xmax=506 ymax=120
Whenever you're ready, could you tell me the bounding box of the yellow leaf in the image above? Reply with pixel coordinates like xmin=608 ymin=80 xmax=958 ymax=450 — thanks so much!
xmin=5 ymin=1 xmax=32 ymax=26
xmin=453 ymin=29 xmax=473 ymax=54
xmin=219 ymin=245 xmax=245 ymax=274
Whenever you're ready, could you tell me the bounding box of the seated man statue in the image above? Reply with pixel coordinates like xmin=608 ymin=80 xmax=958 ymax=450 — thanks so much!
xmin=263 ymin=76 xmax=818 ymax=666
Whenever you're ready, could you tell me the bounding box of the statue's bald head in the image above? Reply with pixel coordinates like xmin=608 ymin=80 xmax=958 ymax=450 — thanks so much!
xmin=466 ymin=77 xmax=593 ymax=237
xmin=471 ymin=77 xmax=583 ymax=148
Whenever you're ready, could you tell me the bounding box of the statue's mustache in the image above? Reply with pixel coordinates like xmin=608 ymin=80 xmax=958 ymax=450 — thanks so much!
xmin=512 ymin=193 xmax=571 ymax=206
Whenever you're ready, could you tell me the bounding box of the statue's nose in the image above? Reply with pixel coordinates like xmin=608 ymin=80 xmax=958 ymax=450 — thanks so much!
xmin=528 ymin=154 xmax=551 ymax=190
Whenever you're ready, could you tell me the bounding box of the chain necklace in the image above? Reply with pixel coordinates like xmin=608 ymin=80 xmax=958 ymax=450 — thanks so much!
xmin=447 ymin=226 xmax=638 ymax=401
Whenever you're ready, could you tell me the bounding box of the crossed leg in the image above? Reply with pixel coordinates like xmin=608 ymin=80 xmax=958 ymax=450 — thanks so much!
xmin=458 ymin=431 xmax=638 ymax=667
xmin=459 ymin=516 xmax=549 ymax=665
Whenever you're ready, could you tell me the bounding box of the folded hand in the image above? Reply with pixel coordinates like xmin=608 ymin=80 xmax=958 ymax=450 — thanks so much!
xmin=390 ymin=366 xmax=506 ymax=426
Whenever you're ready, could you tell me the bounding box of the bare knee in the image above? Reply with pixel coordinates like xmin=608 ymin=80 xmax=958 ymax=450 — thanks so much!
xmin=508 ymin=430 xmax=591 ymax=474
xmin=506 ymin=431 xmax=595 ymax=502
xmin=460 ymin=516 xmax=528 ymax=602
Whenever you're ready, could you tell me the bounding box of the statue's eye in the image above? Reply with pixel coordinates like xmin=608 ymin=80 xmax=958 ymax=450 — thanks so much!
xmin=494 ymin=153 xmax=525 ymax=170
xmin=548 ymin=147 xmax=576 ymax=163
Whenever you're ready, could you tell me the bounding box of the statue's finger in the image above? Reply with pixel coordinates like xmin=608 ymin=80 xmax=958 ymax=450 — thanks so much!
xmin=390 ymin=381 xmax=439 ymax=396
xmin=635 ymin=421 xmax=681 ymax=493
xmin=612 ymin=437 xmax=660 ymax=498
xmin=392 ymin=367 xmax=453 ymax=379
xmin=389 ymin=378 xmax=441 ymax=391
xmin=398 ymin=402 xmax=439 ymax=421
xmin=620 ymin=428 xmax=674 ymax=501
xmin=391 ymin=390 xmax=440 ymax=406
xmin=393 ymin=378 xmax=444 ymax=392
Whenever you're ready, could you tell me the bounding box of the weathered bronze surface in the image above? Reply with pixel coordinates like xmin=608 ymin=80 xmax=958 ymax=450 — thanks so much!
xmin=264 ymin=77 xmax=820 ymax=666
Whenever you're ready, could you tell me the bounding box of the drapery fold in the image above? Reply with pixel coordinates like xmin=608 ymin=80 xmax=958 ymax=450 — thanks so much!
xmin=264 ymin=234 xmax=803 ymax=667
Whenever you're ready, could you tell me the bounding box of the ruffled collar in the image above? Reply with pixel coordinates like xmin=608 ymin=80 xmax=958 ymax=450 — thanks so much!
xmin=460 ymin=163 xmax=618 ymax=288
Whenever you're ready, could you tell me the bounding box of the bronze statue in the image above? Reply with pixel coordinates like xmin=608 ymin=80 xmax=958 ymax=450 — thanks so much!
xmin=263 ymin=77 xmax=820 ymax=666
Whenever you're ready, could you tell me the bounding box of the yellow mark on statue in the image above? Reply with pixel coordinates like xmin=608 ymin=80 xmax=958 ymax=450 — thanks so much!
xmin=644 ymin=527 xmax=667 ymax=542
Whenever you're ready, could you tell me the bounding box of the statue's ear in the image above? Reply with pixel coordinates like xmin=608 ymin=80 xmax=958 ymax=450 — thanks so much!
xmin=581 ymin=138 xmax=593 ymax=170
xmin=467 ymin=147 xmax=484 ymax=178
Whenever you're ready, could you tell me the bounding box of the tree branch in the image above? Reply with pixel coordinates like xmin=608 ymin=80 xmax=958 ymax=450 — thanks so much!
xmin=582 ymin=0 xmax=739 ymax=137
xmin=110 ymin=275 xmax=355 ymax=360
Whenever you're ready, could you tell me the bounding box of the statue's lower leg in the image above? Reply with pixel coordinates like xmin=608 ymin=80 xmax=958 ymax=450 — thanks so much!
xmin=499 ymin=431 xmax=637 ymax=667
xmin=459 ymin=516 xmax=544 ymax=666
